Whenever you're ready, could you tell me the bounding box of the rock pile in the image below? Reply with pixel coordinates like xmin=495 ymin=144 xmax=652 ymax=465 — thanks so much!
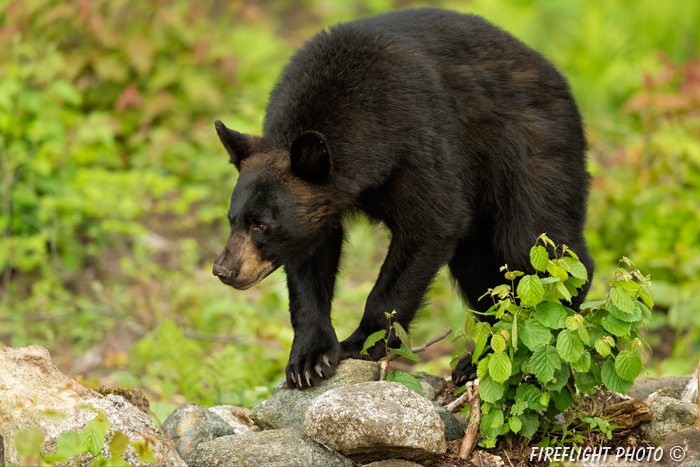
xmin=2 ymin=344 xmax=699 ymax=467
xmin=168 ymin=359 xmax=462 ymax=467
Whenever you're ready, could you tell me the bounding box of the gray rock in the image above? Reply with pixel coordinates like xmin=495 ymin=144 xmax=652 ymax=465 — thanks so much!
xmin=43 ymin=394 xmax=186 ymax=467
xmin=251 ymin=359 xmax=380 ymax=431
xmin=185 ymin=428 xmax=355 ymax=467
xmin=304 ymin=381 xmax=446 ymax=463
xmin=626 ymin=375 xmax=692 ymax=400
xmin=643 ymin=391 xmax=699 ymax=444
xmin=435 ymin=406 xmax=465 ymax=441
xmin=454 ymin=411 xmax=469 ymax=430
xmin=0 ymin=345 xmax=102 ymax=464
xmin=658 ymin=428 xmax=700 ymax=466
xmin=413 ymin=371 xmax=447 ymax=401
xmin=362 ymin=460 xmax=424 ymax=467
xmin=681 ymin=371 xmax=698 ymax=404
xmin=162 ymin=403 xmax=236 ymax=459
xmin=208 ymin=405 xmax=256 ymax=433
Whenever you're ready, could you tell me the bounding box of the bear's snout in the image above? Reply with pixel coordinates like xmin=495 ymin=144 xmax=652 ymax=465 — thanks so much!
xmin=212 ymin=263 xmax=232 ymax=281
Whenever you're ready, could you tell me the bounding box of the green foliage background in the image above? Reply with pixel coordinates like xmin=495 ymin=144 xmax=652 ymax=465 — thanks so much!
xmin=1 ymin=0 xmax=699 ymax=417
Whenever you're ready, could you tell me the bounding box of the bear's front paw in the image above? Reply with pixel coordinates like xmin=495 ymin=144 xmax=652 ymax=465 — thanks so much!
xmin=286 ymin=340 xmax=342 ymax=389
xmin=452 ymin=347 xmax=495 ymax=385
xmin=340 ymin=328 xmax=398 ymax=361
xmin=452 ymin=353 xmax=478 ymax=385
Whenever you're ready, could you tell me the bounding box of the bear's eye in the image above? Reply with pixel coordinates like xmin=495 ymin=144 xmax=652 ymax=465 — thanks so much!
xmin=251 ymin=221 xmax=268 ymax=232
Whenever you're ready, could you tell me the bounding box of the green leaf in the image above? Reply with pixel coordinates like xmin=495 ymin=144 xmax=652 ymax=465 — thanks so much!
xmin=609 ymin=287 xmax=635 ymax=314
xmin=49 ymin=430 xmax=82 ymax=462
xmin=601 ymin=315 xmax=632 ymax=337
xmin=577 ymin=324 xmax=590 ymax=345
xmin=517 ymin=275 xmax=545 ymax=307
xmin=555 ymin=280 xmax=572 ymax=302
xmin=574 ymin=370 xmax=599 ymax=395
xmin=530 ymin=246 xmax=550 ymax=272
xmin=477 ymin=354 xmax=491 ymax=380
xmin=565 ymin=315 xmax=580 ymax=331
xmin=361 ymin=330 xmax=386 ymax=355
xmin=533 ymin=302 xmax=568 ymax=329
xmin=109 ymin=432 xmax=130 ymax=457
xmin=594 ymin=338 xmax=612 ymax=357
xmin=580 ymin=300 xmax=606 ymax=310
xmin=529 ymin=346 xmax=560 ymax=385
xmin=547 ymin=262 xmax=569 ymax=282
xmin=614 ymin=350 xmax=642 ymax=382
xmin=561 ymin=256 xmax=588 ymax=281
xmin=471 ymin=321 xmax=491 ymax=363
xmin=545 ymin=363 xmax=570 ymax=392
xmin=392 ymin=322 xmax=411 ymax=348
xmin=387 ymin=345 xmax=420 ymax=362
xmin=479 ymin=376 xmax=506 ymax=404
xmin=572 ymin=351 xmax=591 ymax=373
xmin=520 ymin=320 xmax=553 ymax=351
xmin=515 ymin=384 xmax=547 ymax=411
xmin=637 ymin=302 xmax=653 ymax=322
xmin=481 ymin=409 xmax=504 ymax=439
xmin=556 ymin=330 xmax=584 ymax=363
xmin=491 ymin=334 xmax=506 ymax=353
xmin=79 ymin=417 xmax=109 ymax=456
xmin=601 ymin=360 xmax=633 ymax=394
xmin=488 ymin=352 xmax=512 ymax=383
xmin=450 ymin=348 xmax=467 ymax=369
xmin=464 ymin=314 xmax=475 ymax=337
xmin=554 ymin=387 xmax=575 ymax=411
xmin=133 ymin=439 xmax=157 ymax=463
xmin=509 ymin=416 xmax=523 ymax=433
xmin=606 ymin=301 xmax=642 ymax=323
xmin=386 ymin=370 xmax=424 ymax=396
xmin=519 ymin=411 xmax=539 ymax=439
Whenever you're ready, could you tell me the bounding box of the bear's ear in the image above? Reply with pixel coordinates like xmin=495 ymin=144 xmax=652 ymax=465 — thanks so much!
xmin=290 ymin=131 xmax=331 ymax=184
xmin=215 ymin=120 xmax=257 ymax=169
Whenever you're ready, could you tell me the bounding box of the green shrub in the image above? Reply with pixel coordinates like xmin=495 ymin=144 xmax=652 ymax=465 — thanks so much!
xmin=453 ymin=235 xmax=652 ymax=447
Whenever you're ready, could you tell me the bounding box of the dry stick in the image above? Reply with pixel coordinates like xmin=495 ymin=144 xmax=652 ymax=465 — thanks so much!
xmin=379 ymin=328 xmax=452 ymax=380
xmin=504 ymin=449 xmax=515 ymax=467
xmin=459 ymin=380 xmax=482 ymax=460
xmin=446 ymin=389 xmax=471 ymax=412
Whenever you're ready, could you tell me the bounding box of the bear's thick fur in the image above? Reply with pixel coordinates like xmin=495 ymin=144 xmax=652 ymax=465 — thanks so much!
xmin=213 ymin=8 xmax=594 ymax=388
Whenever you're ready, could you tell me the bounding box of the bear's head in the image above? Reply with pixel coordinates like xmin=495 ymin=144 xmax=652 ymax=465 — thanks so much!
xmin=212 ymin=120 xmax=341 ymax=289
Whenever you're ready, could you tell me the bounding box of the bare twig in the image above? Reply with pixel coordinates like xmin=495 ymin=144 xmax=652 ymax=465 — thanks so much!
xmin=504 ymin=450 xmax=515 ymax=467
xmin=386 ymin=327 xmax=452 ymax=362
xmin=379 ymin=359 xmax=389 ymax=380
xmin=445 ymin=389 xmax=471 ymax=412
xmin=459 ymin=380 xmax=482 ymax=460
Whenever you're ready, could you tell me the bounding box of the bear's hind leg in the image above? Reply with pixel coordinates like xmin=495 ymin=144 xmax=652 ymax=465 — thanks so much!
xmin=448 ymin=236 xmax=505 ymax=384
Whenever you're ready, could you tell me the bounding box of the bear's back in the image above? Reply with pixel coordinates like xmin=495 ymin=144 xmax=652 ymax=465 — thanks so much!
xmin=262 ymin=8 xmax=586 ymax=198
xmin=263 ymin=8 xmax=579 ymax=148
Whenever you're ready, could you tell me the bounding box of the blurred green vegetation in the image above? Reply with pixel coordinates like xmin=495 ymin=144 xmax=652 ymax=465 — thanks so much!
xmin=1 ymin=0 xmax=699 ymax=416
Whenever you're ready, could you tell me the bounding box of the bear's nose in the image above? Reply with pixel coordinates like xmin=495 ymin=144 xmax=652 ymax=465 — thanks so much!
xmin=212 ymin=263 xmax=231 ymax=280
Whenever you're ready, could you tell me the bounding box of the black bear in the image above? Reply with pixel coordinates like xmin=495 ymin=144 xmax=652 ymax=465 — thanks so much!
xmin=213 ymin=7 xmax=594 ymax=388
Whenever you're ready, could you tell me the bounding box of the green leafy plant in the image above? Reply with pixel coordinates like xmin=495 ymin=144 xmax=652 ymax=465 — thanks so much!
xmin=452 ymin=234 xmax=652 ymax=448
xmin=14 ymin=407 xmax=155 ymax=467
xmin=361 ymin=310 xmax=424 ymax=395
